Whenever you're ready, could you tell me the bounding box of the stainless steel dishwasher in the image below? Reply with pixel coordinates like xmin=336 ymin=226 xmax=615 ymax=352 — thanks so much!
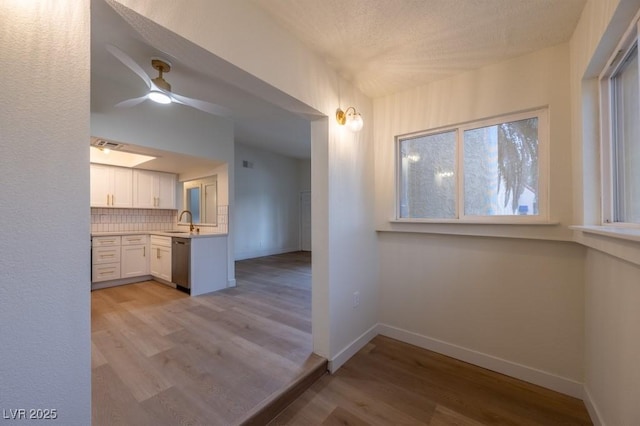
xmin=172 ymin=237 xmax=190 ymax=293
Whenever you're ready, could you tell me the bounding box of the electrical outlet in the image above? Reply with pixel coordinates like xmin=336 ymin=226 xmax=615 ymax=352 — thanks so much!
xmin=353 ymin=291 xmax=360 ymax=308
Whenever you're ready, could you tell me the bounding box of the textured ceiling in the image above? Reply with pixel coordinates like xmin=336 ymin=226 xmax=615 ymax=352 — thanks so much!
xmin=92 ymin=0 xmax=587 ymax=163
xmin=253 ymin=0 xmax=587 ymax=98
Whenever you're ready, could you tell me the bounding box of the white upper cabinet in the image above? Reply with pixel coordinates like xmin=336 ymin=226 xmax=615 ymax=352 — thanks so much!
xmin=157 ymin=172 xmax=176 ymax=209
xmin=133 ymin=170 xmax=176 ymax=209
xmin=90 ymin=164 xmax=133 ymax=208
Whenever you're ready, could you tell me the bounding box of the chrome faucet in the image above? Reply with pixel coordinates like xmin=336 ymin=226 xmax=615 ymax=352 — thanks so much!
xmin=179 ymin=210 xmax=194 ymax=232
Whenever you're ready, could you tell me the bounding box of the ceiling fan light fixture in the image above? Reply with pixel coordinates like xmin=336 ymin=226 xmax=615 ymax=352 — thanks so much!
xmin=148 ymin=90 xmax=172 ymax=104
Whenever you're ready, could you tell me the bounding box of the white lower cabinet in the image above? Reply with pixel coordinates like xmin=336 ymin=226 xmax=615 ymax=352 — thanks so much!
xmin=92 ymin=234 xmax=150 ymax=283
xmin=92 ymin=262 xmax=121 ymax=282
xmin=121 ymin=235 xmax=149 ymax=278
xmin=92 ymin=236 xmax=121 ymax=283
xmin=150 ymin=236 xmax=172 ymax=282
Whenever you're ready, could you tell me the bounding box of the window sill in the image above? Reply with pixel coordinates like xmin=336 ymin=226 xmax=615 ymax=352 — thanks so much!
xmin=390 ymin=218 xmax=560 ymax=226
xmin=570 ymin=225 xmax=640 ymax=242
xmin=570 ymin=225 xmax=640 ymax=267
xmin=378 ymin=219 xmax=570 ymax=242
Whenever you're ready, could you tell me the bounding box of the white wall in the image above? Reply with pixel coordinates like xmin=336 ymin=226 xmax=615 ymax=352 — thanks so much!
xmin=298 ymin=159 xmax=311 ymax=192
xmin=0 ymin=1 xmax=91 ymax=424
xmin=109 ymin=0 xmax=379 ymax=364
xmin=570 ymin=0 xmax=640 ymax=423
xmin=378 ymin=233 xmax=585 ymax=395
xmin=584 ymin=250 xmax=640 ymax=425
xmin=234 ymin=143 xmax=303 ymax=260
xmin=373 ymin=43 xmax=586 ymax=396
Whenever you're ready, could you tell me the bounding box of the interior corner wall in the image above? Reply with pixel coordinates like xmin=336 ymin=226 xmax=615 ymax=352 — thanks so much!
xmin=0 ymin=1 xmax=91 ymax=424
xmin=584 ymin=250 xmax=640 ymax=425
xmin=298 ymin=159 xmax=311 ymax=192
xmin=234 ymin=143 xmax=302 ymax=260
xmin=378 ymin=233 xmax=585 ymax=394
xmin=570 ymin=0 xmax=640 ymax=423
xmin=373 ymin=43 xmax=586 ymax=395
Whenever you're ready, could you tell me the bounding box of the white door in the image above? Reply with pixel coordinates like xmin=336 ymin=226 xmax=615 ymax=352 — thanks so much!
xmin=300 ymin=191 xmax=311 ymax=251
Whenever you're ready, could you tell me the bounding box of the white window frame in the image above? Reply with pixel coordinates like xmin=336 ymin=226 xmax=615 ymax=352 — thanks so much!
xmin=600 ymin=17 xmax=640 ymax=228
xmin=395 ymin=108 xmax=550 ymax=224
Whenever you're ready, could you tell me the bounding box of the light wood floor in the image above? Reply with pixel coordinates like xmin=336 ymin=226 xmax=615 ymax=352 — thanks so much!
xmin=92 ymin=251 xmax=321 ymax=426
xmin=94 ymin=252 xmax=592 ymax=425
xmin=271 ymin=335 xmax=592 ymax=425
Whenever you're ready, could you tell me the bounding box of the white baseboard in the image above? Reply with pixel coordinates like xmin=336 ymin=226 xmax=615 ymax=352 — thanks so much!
xmin=227 ymin=278 xmax=237 ymax=288
xmin=377 ymin=323 xmax=584 ymax=399
xmin=582 ymin=385 xmax=604 ymax=426
xmin=328 ymin=324 xmax=378 ymax=373
xmin=235 ymin=246 xmax=300 ymax=261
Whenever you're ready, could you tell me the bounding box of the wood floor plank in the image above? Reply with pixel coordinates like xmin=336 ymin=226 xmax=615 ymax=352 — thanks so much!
xmin=92 ymin=251 xmax=318 ymax=425
xmin=139 ymin=385 xmax=216 ymax=426
xmin=316 ymin=376 xmax=431 ymax=425
xmin=429 ymin=404 xmax=485 ymax=426
xmin=91 ymin=341 xmax=108 ymax=369
xmin=103 ymin=309 xmax=174 ymax=357
xmin=92 ymin=364 xmax=159 ymax=426
xmin=92 ymin=328 xmax=174 ymax=402
xmin=272 ymin=335 xmax=592 ymax=426
xmin=268 ymin=384 xmax=336 ymax=426
xmin=334 ymin=363 xmax=438 ymax=422
xmin=321 ymin=406 xmax=370 ymax=426
xmin=123 ymin=303 xmax=185 ymax=336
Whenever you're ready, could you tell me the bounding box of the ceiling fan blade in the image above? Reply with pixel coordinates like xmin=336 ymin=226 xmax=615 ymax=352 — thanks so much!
xmin=170 ymin=93 xmax=232 ymax=118
xmin=106 ymin=44 xmax=152 ymax=90
xmin=115 ymin=95 xmax=148 ymax=108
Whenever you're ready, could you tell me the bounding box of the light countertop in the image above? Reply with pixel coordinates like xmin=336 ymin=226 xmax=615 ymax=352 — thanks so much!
xmin=91 ymin=230 xmax=227 ymax=239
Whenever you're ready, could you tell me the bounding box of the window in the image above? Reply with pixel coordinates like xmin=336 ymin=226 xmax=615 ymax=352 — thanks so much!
xmin=601 ymin=19 xmax=640 ymax=225
xmin=397 ymin=109 xmax=548 ymax=222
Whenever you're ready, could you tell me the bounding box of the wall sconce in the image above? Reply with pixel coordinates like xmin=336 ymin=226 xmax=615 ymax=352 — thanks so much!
xmin=336 ymin=106 xmax=364 ymax=132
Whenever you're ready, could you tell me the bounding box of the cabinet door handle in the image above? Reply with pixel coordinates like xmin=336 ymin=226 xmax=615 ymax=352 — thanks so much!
xmin=106 ymin=194 xmax=110 ymax=205
xmin=157 ymin=248 xmax=160 ymax=259
xmin=143 ymin=246 xmax=146 ymax=257
xmin=111 ymin=194 xmax=114 ymax=205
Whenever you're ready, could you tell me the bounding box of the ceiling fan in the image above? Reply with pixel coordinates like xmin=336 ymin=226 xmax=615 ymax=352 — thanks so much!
xmin=106 ymin=44 xmax=231 ymax=117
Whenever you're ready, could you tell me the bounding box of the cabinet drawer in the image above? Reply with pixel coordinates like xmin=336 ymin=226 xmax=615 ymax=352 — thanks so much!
xmin=92 ymin=246 xmax=121 ymax=264
xmin=122 ymin=234 xmax=149 ymax=245
xmin=150 ymin=235 xmax=171 ymax=247
xmin=92 ymin=263 xmax=121 ymax=282
xmin=92 ymin=236 xmax=121 ymax=247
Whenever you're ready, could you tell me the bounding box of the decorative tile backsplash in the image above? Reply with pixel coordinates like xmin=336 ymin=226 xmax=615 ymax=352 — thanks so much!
xmin=90 ymin=206 xmax=229 ymax=234
xmin=90 ymin=208 xmax=177 ymax=233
